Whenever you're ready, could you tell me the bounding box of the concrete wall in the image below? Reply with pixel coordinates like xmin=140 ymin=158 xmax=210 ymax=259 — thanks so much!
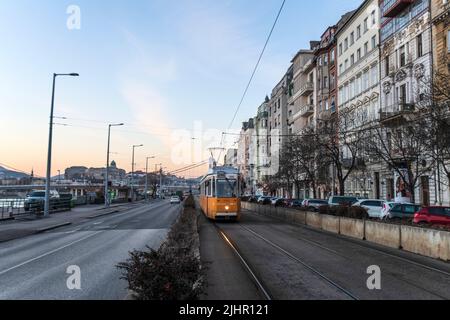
xmin=365 ymin=221 xmax=401 ymax=249
xmin=340 ymin=217 xmax=365 ymax=240
xmin=306 ymin=212 xmax=322 ymax=229
xmin=321 ymin=215 xmax=340 ymax=234
xmin=401 ymin=225 xmax=450 ymax=261
xmin=240 ymin=202 xmax=450 ymax=261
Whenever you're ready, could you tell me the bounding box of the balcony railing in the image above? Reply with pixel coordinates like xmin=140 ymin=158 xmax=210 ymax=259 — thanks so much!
xmin=382 ymin=0 xmax=414 ymax=18
xmin=299 ymin=104 xmax=315 ymax=118
xmin=299 ymin=82 xmax=314 ymax=96
xmin=379 ymin=102 xmax=415 ymax=125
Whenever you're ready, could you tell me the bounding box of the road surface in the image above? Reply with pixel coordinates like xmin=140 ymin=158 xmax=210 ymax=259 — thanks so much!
xmin=0 ymin=200 xmax=181 ymax=300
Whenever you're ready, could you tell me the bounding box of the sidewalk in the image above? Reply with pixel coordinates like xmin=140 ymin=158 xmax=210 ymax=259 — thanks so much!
xmin=0 ymin=200 xmax=152 ymax=243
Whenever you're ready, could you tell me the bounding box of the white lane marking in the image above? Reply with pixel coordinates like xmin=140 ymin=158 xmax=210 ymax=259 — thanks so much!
xmin=65 ymin=229 xmax=81 ymax=234
xmin=0 ymin=231 xmax=102 ymax=277
xmin=93 ymin=221 xmax=104 ymax=225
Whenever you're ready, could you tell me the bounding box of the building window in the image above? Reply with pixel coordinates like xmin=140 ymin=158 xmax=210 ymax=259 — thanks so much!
xmin=399 ymin=45 xmax=406 ymax=67
xmin=385 ymin=57 xmax=390 ymax=77
xmin=339 ymin=64 xmax=343 ymax=74
xmin=357 ymin=25 xmax=361 ymax=39
xmin=350 ymin=54 xmax=355 ymax=66
xmin=399 ymin=84 xmax=407 ymax=104
xmin=371 ymin=35 xmax=377 ymax=50
xmin=344 ymin=38 xmax=348 ymax=51
xmin=324 ymin=76 xmax=328 ymax=88
xmin=350 ymin=32 xmax=354 ymax=46
xmin=345 ymin=59 xmax=349 ymax=70
xmin=363 ymin=70 xmax=369 ymax=91
xmin=447 ymin=30 xmax=450 ymax=52
xmin=370 ymin=64 xmax=378 ymax=86
xmin=357 ymin=48 xmax=361 ymax=61
xmin=371 ymin=10 xmax=376 ymax=27
xmin=417 ymin=33 xmax=423 ymax=58
xmin=339 ymin=43 xmax=343 ymax=56
xmin=364 ymin=42 xmax=368 ymax=55
xmin=364 ymin=18 xmax=368 ymax=33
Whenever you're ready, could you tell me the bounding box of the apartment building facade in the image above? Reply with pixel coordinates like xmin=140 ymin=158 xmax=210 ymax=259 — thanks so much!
xmin=268 ymin=66 xmax=293 ymax=194
xmin=431 ymin=0 xmax=450 ymax=75
xmin=379 ymin=0 xmax=435 ymax=204
xmin=336 ymin=0 xmax=381 ymax=198
xmin=288 ymin=46 xmax=317 ymax=136
xmin=237 ymin=119 xmax=255 ymax=195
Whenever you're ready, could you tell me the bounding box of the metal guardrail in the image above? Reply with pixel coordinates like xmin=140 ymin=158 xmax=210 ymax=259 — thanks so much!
xmin=0 ymin=197 xmax=73 ymax=220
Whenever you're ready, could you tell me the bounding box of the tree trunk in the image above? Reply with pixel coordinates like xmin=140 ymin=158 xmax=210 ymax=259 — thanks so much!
xmin=339 ymin=179 xmax=345 ymax=196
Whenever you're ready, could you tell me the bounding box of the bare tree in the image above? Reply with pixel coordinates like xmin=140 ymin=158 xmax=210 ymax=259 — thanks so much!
xmin=417 ymin=72 xmax=450 ymax=190
xmin=366 ymin=122 xmax=434 ymax=204
xmin=316 ymin=107 xmax=367 ymax=196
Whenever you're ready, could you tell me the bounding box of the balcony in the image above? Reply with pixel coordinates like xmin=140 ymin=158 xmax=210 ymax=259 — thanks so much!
xmin=342 ymin=158 xmax=366 ymax=169
xmin=379 ymin=102 xmax=415 ymax=126
xmin=299 ymin=104 xmax=315 ymax=118
xmin=299 ymin=82 xmax=314 ymax=96
xmin=382 ymin=0 xmax=414 ymax=18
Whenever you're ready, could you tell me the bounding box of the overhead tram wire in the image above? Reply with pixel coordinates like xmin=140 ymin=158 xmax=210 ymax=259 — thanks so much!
xmin=169 ymin=161 xmax=209 ymax=175
xmin=217 ymin=0 xmax=287 ymax=161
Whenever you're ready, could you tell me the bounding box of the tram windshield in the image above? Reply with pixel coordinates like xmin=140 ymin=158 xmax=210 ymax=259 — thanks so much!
xmin=216 ymin=179 xmax=237 ymax=198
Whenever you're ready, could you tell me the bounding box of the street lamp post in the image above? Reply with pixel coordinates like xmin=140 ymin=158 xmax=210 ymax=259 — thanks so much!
xmin=105 ymin=123 xmax=124 ymax=207
xmin=131 ymin=144 xmax=144 ymax=201
xmin=44 ymin=73 xmax=79 ymax=218
xmin=145 ymin=156 xmax=156 ymax=201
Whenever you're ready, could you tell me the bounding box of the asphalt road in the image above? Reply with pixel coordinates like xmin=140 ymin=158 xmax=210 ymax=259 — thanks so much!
xmin=215 ymin=210 xmax=450 ymax=300
xmin=0 ymin=200 xmax=181 ymax=300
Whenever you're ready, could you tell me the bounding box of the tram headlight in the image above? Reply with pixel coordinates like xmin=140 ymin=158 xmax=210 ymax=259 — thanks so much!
xmin=225 ymin=206 xmax=230 ymax=211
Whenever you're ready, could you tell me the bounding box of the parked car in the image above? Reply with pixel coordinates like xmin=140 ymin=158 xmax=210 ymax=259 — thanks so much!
xmin=170 ymin=196 xmax=181 ymax=204
xmin=289 ymin=199 xmax=304 ymax=208
xmin=24 ymin=190 xmax=59 ymax=212
xmin=270 ymin=197 xmax=281 ymax=205
xmin=413 ymin=206 xmax=450 ymax=226
xmin=272 ymin=198 xmax=286 ymax=206
xmin=257 ymin=196 xmax=272 ymax=205
xmin=328 ymin=196 xmax=359 ymax=207
xmin=302 ymin=199 xmax=328 ymax=212
xmin=352 ymin=199 xmax=386 ymax=219
xmin=383 ymin=203 xmax=421 ymax=220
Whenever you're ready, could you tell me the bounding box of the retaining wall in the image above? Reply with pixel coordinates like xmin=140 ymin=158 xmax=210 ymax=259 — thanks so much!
xmin=241 ymin=202 xmax=450 ymax=261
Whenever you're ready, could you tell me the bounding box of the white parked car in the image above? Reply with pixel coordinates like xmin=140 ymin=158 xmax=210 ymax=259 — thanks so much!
xmin=270 ymin=197 xmax=281 ymax=205
xmin=170 ymin=196 xmax=181 ymax=204
xmin=353 ymin=199 xmax=386 ymax=219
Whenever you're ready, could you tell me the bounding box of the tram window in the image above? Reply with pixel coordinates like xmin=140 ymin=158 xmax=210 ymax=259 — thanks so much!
xmin=216 ymin=179 xmax=237 ymax=198
xmin=212 ymin=178 xmax=216 ymax=197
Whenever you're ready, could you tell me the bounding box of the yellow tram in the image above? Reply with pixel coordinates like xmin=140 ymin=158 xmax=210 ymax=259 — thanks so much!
xmin=199 ymin=166 xmax=241 ymax=221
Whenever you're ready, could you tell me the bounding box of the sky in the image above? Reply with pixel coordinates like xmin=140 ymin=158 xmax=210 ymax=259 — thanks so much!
xmin=0 ymin=0 xmax=361 ymax=178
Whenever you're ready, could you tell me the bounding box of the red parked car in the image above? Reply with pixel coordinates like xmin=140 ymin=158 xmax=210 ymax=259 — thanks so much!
xmin=413 ymin=206 xmax=450 ymax=226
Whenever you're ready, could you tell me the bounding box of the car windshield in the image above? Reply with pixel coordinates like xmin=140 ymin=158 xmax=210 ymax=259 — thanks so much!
xmin=216 ymin=179 xmax=237 ymax=198
xmin=30 ymin=192 xmax=45 ymax=197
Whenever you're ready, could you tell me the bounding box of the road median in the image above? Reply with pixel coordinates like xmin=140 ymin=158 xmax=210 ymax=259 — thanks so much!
xmin=118 ymin=195 xmax=204 ymax=300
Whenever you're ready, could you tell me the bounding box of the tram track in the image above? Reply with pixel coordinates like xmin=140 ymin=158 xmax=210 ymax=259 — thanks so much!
xmin=241 ymin=211 xmax=450 ymax=299
xmin=213 ymin=223 xmax=272 ymax=300
xmin=213 ymin=222 xmax=359 ymax=300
